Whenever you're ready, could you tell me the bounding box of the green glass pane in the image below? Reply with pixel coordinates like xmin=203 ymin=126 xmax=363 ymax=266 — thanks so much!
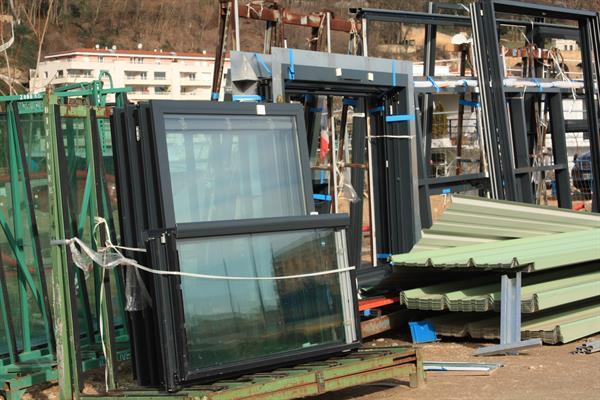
xmin=164 ymin=114 xmax=306 ymax=223
xmin=178 ymin=228 xmax=347 ymax=371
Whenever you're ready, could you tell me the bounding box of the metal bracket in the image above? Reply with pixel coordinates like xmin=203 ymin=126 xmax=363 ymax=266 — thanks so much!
xmin=474 ymin=272 xmax=542 ymax=356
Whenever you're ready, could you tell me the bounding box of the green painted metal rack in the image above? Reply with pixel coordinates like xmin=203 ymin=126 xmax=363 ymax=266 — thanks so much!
xmin=0 ymin=74 xmax=132 ymax=399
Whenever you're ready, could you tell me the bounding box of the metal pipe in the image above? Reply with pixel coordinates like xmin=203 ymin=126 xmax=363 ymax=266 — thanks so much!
xmin=234 ymin=0 xmax=241 ymax=51
xmin=361 ymin=17 xmax=368 ymax=57
xmin=326 ymin=12 xmax=332 ymax=53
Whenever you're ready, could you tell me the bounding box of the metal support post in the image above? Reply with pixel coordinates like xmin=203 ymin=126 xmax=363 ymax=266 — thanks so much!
xmin=233 ymin=0 xmax=240 ymax=52
xmin=500 ymin=272 xmax=521 ymax=345
xmin=508 ymin=95 xmax=534 ymax=203
xmin=210 ymin=0 xmax=233 ymax=101
xmin=548 ymin=93 xmax=572 ymax=209
xmin=360 ymin=17 xmax=368 ymax=57
xmin=365 ymin=104 xmax=377 ymax=266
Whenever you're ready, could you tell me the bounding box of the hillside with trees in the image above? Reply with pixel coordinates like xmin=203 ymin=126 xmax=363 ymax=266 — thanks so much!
xmin=0 ymin=0 xmax=597 ymax=94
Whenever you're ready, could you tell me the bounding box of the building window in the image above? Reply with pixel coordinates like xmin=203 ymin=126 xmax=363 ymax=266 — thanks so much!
xmin=140 ymin=72 xmax=147 ymax=80
xmin=44 ymin=71 xmax=48 ymax=79
xmin=57 ymin=70 xmax=64 ymax=78
xmin=98 ymin=56 xmax=104 ymax=63
xmin=154 ymin=71 xmax=166 ymax=80
xmin=130 ymin=57 xmax=144 ymax=64
xmin=189 ymin=73 xmax=196 ymax=81
xmin=155 ymin=86 xmax=169 ymax=94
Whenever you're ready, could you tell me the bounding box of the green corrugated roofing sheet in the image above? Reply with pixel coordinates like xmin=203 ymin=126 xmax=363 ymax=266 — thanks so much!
xmin=426 ymin=300 xmax=600 ymax=344
xmin=412 ymin=195 xmax=600 ymax=252
xmin=391 ymin=229 xmax=600 ymax=272
xmin=400 ymin=265 xmax=600 ymax=312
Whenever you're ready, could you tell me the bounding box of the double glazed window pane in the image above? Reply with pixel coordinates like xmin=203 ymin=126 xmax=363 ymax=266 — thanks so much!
xmin=164 ymin=114 xmax=305 ymax=223
xmin=178 ymin=229 xmax=346 ymax=371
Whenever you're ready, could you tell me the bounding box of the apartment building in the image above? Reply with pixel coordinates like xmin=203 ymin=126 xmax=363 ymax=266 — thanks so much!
xmin=29 ymin=47 xmax=229 ymax=102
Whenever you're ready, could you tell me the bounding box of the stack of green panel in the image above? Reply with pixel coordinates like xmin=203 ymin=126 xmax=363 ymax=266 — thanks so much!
xmin=392 ymin=195 xmax=600 ymax=344
xmin=392 ymin=229 xmax=599 ymax=272
xmin=400 ymin=266 xmax=600 ymax=313
xmin=427 ymin=301 xmax=600 ymax=344
xmin=412 ymin=195 xmax=600 ymax=252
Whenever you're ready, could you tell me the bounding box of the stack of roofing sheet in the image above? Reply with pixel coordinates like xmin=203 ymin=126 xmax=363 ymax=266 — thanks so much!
xmin=411 ymin=195 xmax=600 ymax=252
xmin=400 ymin=265 xmax=600 ymax=312
xmin=392 ymin=195 xmax=600 ymax=344
xmin=427 ymin=301 xmax=600 ymax=344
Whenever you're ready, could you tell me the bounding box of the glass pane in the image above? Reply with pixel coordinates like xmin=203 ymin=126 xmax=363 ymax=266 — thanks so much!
xmin=178 ymin=228 xmax=347 ymax=372
xmin=164 ymin=114 xmax=305 ymax=223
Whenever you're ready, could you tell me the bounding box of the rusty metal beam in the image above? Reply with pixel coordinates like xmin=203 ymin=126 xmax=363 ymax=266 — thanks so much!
xmin=239 ymin=3 xmax=358 ymax=32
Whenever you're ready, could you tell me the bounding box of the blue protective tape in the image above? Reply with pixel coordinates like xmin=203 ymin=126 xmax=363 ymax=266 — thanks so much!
xmin=343 ymin=98 xmax=358 ymax=106
xmin=377 ymin=253 xmax=391 ymax=260
xmin=386 ymin=114 xmax=416 ymax=123
xmin=459 ymin=99 xmax=480 ymax=108
xmin=369 ymin=105 xmax=385 ymax=114
xmin=392 ymin=60 xmax=397 ymax=86
xmin=320 ymin=170 xmax=326 ymax=184
xmin=309 ymin=107 xmax=324 ymax=113
xmin=211 ymin=92 xmax=219 ymax=100
xmin=532 ymin=78 xmax=543 ymax=92
xmin=313 ymin=193 xmax=332 ymax=202
xmin=254 ymin=53 xmax=272 ymax=76
xmin=442 ymin=188 xmax=452 ymax=194
xmin=288 ymin=48 xmax=295 ymax=80
xmin=232 ymin=95 xmax=263 ymax=102
xmin=427 ymin=76 xmax=441 ymax=92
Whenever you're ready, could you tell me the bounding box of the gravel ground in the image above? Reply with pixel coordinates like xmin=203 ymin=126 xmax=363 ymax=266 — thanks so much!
xmin=23 ymin=334 xmax=600 ymax=399
xmin=314 ymin=335 xmax=600 ymax=400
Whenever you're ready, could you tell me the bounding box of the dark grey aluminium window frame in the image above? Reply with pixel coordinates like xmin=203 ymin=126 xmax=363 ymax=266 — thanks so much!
xmin=147 ymin=100 xmax=316 ymax=229
xmin=113 ymin=100 xmax=360 ymax=390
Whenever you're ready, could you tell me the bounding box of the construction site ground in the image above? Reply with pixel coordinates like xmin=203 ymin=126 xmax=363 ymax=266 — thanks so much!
xmin=317 ymin=334 xmax=600 ymax=400
xmin=23 ymin=334 xmax=600 ymax=399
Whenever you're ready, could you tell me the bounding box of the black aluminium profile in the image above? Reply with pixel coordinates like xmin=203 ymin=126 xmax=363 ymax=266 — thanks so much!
xmin=414 ymin=94 xmax=432 ymax=229
xmin=548 ymin=93 xmax=572 ymax=209
xmin=347 ymin=98 xmax=367 ymax=269
xmin=507 ymin=95 xmax=535 ymax=204
xmin=111 ymin=104 xmax=162 ymax=386
xmin=176 ymin=214 xmax=349 ymax=239
xmin=480 ymin=0 xmax=519 ymax=202
xmin=138 ymin=102 xmax=183 ymax=390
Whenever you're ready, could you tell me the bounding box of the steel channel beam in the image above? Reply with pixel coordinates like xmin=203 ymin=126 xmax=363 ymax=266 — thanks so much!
xmin=500 ymin=272 xmax=521 ymax=346
xmin=352 ymin=7 xmax=579 ymax=33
